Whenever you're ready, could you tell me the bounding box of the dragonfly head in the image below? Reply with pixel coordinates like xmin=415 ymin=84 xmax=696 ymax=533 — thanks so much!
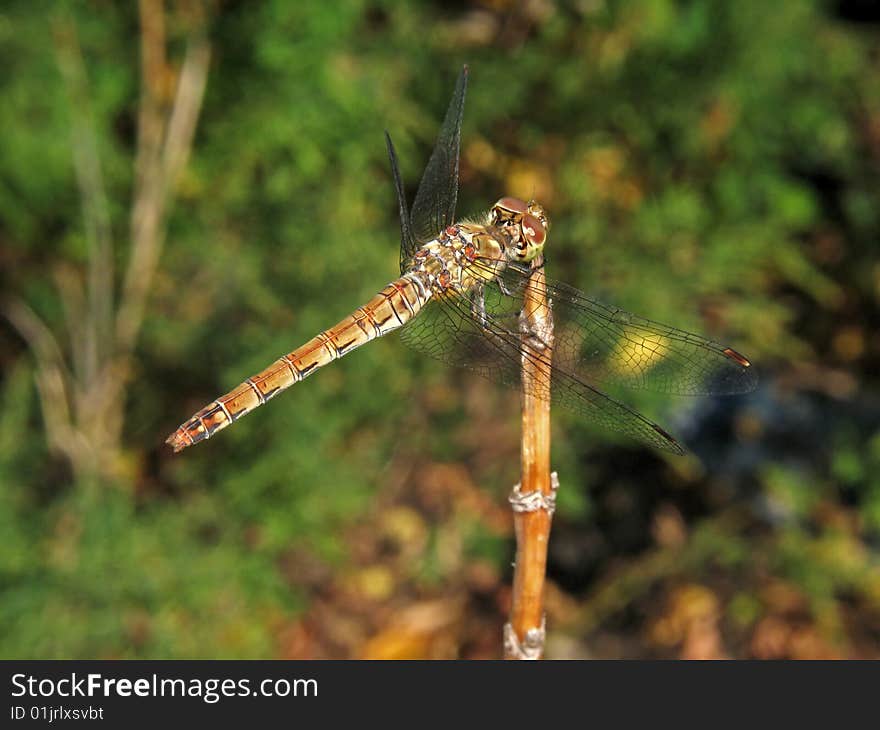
xmin=490 ymin=197 xmax=549 ymax=262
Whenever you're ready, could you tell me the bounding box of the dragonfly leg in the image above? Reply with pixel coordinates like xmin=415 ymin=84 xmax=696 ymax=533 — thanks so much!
xmin=471 ymin=281 xmax=521 ymax=333
xmin=470 ymin=284 xmax=489 ymax=329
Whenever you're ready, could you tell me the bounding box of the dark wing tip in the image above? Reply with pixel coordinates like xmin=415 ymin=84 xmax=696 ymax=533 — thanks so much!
xmin=384 ymin=130 xmax=397 ymax=156
xmin=652 ymin=424 xmax=685 ymax=455
xmin=722 ymin=347 xmax=751 ymax=368
xmin=719 ymin=347 xmax=759 ymax=394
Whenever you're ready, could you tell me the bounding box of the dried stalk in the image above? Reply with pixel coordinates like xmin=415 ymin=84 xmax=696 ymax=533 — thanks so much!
xmin=4 ymin=2 xmax=210 ymax=481
xmin=1 ymin=297 xmax=91 ymax=471
xmin=505 ymin=261 xmax=556 ymax=660
xmin=53 ymin=16 xmax=114 ymax=384
xmin=117 ymin=0 xmax=210 ymax=352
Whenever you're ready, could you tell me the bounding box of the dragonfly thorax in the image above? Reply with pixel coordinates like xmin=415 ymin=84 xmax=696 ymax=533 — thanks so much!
xmin=407 ymin=223 xmax=509 ymax=295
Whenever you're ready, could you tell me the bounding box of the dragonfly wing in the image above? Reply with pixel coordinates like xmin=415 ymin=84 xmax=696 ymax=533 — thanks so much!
xmin=385 ymin=132 xmax=417 ymax=269
xmin=481 ymin=261 xmax=758 ymax=397
xmin=400 ymin=289 xmax=522 ymax=388
xmin=401 ymin=283 xmax=684 ymax=454
xmin=406 ymin=66 xmax=468 ymax=259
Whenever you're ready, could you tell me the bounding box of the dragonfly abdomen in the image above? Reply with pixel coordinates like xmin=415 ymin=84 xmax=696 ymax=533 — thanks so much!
xmin=165 ymin=274 xmax=429 ymax=452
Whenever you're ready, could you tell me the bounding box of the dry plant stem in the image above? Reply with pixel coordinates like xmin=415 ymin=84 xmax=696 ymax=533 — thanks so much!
xmin=53 ymin=16 xmax=114 ymax=384
xmin=3 ymin=1 xmax=210 ymax=481
xmin=117 ymin=0 xmax=211 ymax=353
xmin=506 ymin=261 xmax=554 ymax=660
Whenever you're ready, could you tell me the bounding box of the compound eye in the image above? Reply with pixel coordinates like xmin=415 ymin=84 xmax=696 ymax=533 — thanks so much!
xmin=521 ymin=213 xmax=546 ymax=246
xmin=527 ymin=202 xmax=548 ymax=227
xmin=495 ymin=196 xmax=529 ymax=215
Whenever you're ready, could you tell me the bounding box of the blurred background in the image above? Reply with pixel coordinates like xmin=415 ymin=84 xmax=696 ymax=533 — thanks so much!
xmin=1 ymin=0 xmax=879 ymax=659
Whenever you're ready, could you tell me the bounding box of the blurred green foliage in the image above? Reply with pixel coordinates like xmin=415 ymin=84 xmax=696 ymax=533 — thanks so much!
xmin=1 ymin=0 xmax=878 ymax=658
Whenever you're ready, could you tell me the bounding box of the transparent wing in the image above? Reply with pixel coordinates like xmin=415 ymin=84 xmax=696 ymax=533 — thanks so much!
xmin=464 ymin=258 xmax=757 ymax=397
xmin=406 ymin=67 xmax=468 ymax=262
xmin=385 ymin=67 xmax=468 ymax=271
xmin=385 ymin=132 xmax=416 ymax=268
xmin=400 ymin=279 xmax=685 ymax=454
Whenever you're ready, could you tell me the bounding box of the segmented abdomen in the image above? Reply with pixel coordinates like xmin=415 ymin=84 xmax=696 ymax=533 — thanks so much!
xmin=165 ymin=274 xmax=428 ymax=452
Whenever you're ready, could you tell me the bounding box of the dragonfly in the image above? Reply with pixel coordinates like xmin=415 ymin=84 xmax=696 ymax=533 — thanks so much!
xmin=166 ymin=67 xmax=756 ymax=456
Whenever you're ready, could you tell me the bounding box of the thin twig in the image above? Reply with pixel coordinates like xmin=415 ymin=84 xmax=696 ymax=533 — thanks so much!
xmin=116 ymin=0 xmax=210 ymax=352
xmin=52 ymin=14 xmax=115 ymax=386
xmin=505 ymin=261 xmax=555 ymax=660
xmin=52 ymin=265 xmax=87 ymax=386
xmin=1 ymin=297 xmax=89 ymax=467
